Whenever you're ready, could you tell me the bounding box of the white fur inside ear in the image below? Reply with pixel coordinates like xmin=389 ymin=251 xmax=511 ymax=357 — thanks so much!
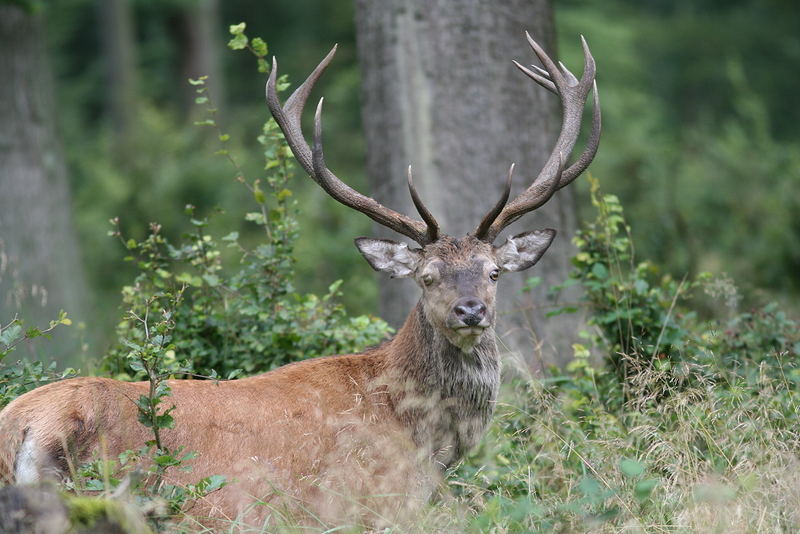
xmin=355 ymin=238 xmax=421 ymax=278
xmin=495 ymin=229 xmax=556 ymax=272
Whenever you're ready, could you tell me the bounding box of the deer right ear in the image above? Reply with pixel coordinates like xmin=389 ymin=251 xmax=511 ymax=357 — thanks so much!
xmin=494 ymin=229 xmax=556 ymax=272
xmin=355 ymin=238 xmax=422 ymax=278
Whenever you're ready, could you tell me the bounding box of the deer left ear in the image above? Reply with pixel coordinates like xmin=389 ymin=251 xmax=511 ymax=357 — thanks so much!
xmin=494 ymin=229 xmax=556 ymax=272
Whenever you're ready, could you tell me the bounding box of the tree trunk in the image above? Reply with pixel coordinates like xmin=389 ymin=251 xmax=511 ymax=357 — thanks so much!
xmin=354 ymin=0 xmax=582 ymax=370
xmin=98 ymin=0 xmax=138 ymax=164
xmin=0 ymin=5 xmax=87 ymax=363
xmin=172 ymin=0 xmax=225 ymax=119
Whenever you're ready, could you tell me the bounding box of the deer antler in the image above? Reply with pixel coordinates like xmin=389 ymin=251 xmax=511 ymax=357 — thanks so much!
xmin=473 ymin=33 xmax=601 ymax=243
xmin=266 ymin=46 xmax=438 ymax=245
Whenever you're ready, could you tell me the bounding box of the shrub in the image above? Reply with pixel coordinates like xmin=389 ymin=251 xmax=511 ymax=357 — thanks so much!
xmin=0 ymin=312 xmax=75 ymax=409
xmin=101 ymin=32 xmax=391 ymax=380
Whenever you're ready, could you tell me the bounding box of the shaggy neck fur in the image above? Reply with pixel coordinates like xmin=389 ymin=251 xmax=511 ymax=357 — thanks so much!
xmin=384 ymin=302 xmax=500 ymax=468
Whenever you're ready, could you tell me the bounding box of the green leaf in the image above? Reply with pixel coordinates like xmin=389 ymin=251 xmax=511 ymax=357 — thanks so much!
xmin=205 ymin=475 xmax=227 ymax=492
xmin=25 ymin=327 xmax=42 ymax=339
xmin=176 ymin=272 xmax=203 ymax=287
xmin=153 ymin=453 xmax=180 ymax=466
xmin=522 ymin=276 xmax=542 ymax=292
xmin=0 ymin=324 xmax=22 ymax=346
xmin=251 ymin=37 xmax=267 ymax=57
xmin=244 ymin=212 xmax=266 ymax=225
xmin=253 ymin=184 xmax=266 ymax=204
xmin=228 ymin=22 xmax=246 ymax=35
xmin=228 ymin=33 xmax=248 ymax=51
xmin=634 ymin=278 xmax=649 ymax=295
xmin=591 ymin=262 xmax=609 ymax=279
xmin=545 ymin=306 xmax=577 ymax=318
xmin=84 ymin=479 xmax=105 ymax=491
xmin=155 ymin=413 xmax=175 ymax=429
xmin=619 ymin=458 xmax=645 ymax=478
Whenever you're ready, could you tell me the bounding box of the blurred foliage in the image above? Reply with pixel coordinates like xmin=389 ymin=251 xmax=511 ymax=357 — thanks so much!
xmin=44 ymin=0 xmax=373 ymax=355
xmin=550 ymin=176 xmax=799 ymax=399
xmin=32 ymin=0 xmax=800 ymax=354
xmin=99 ymin=42 xmax=391 ymax=380
xmin=557 ymin=1 xmax=800 ymax=307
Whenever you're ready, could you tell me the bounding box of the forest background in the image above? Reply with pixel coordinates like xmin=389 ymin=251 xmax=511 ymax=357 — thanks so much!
xmin=1 ymin=0 xmax=799 ymax=530
xmin=1 ymin=0 xmax=798 ymax=365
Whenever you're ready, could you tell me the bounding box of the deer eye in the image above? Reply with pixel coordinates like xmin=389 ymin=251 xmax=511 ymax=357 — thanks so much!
xmin=421 ymin=274 xmax=434 ymax=286
xmin=489 ymin=269 xmax=500 ymax=282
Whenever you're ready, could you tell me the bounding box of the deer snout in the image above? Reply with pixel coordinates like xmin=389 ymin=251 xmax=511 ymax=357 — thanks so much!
xmin=452 ymin=297 xmax=487 ymax=327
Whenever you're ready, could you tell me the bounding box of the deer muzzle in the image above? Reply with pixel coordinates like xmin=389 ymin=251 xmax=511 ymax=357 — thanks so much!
xmin=450 ymin=297 xmax=489 ymax=332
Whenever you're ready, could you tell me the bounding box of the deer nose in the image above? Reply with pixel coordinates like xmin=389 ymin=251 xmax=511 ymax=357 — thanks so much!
xmin=453 ymin=297 xmax=487 ymax=327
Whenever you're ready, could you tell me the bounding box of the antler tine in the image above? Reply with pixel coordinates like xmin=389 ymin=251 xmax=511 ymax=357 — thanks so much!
xmin=266 ymin=47 xmax=337 ymax=180
xmin=524 ymin=31 xmax=566 ymax=91
xmin=577 ymin=35 xmax=597 ymax=98
xmin=474 ymin=163 xmax=515 ymax=240
xmin=561 ymin=81 xmax=601 ymax=184
xmin=407 ymin=166 xmax=439 ymax=243
xmin=311 ymin=99 xmax=430 ymax=244
xmin=475 ymin=34 xmax=601 ymax=243
xmin=491 ymin=153 xmax=567 ymax=231
xmin=558 ymin=61 xmax=579 ymax=86
xmin=512 ymin=60 xmax=556 ymax=94
xmin=268 ymin=47 xmax=433 ymax=245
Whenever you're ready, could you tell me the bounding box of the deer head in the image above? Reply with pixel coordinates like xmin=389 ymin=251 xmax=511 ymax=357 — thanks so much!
xmin=266 ymin=33 xmax=600 ymax=353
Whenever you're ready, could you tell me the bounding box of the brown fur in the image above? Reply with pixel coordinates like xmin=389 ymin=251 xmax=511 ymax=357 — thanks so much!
xmin=0 ymin=295 xmax=500 ymax=527
xmin=0 ymin=412 xmax=24 ymax=484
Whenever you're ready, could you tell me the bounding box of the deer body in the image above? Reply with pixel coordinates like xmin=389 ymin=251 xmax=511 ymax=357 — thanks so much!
xmin=0 ymin=33 xmax=600 ymax=526
xmin=1 ymin=296 xmax=498 ymax=520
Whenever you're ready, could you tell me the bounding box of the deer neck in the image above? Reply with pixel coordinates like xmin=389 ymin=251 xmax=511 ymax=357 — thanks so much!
xmin=382 ymin=302 xmax=500 ymax=467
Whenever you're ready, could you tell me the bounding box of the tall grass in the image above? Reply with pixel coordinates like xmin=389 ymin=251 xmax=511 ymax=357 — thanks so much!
xmin=176 ymin=180 xmax=800 ymax=532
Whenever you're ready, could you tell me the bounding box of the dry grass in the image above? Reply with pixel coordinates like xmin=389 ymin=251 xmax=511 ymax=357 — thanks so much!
xmin=169 ymin=354 xmax=799 ymax=533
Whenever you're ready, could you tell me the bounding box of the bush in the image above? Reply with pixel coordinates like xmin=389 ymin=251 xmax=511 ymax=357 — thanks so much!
xmin=0 ymin=312 xmax=75 ymax=409
xmin=101 ymin=37 xmax=390 ymax=381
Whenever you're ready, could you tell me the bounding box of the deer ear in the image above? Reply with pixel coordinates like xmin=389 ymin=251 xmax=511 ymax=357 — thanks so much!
xmin=494 ymin=229 xmax=556 ymax=272
xmin=355 ymin=238 xmax=422 ymax=278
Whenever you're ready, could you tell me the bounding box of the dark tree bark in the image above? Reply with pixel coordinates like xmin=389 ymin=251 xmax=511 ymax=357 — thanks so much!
xmin=0 ymin=5 xmax=87 ymax=362
xmin=354 ymin=0 xmax=582 ymax=369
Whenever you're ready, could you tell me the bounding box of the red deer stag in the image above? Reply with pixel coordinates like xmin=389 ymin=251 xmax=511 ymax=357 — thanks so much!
xmin=0 ymin=33 xmax=599 ymax=525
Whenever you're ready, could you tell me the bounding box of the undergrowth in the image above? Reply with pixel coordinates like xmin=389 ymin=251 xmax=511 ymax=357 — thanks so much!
xmin=440 ymin=176 xmax=800 ymax=533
